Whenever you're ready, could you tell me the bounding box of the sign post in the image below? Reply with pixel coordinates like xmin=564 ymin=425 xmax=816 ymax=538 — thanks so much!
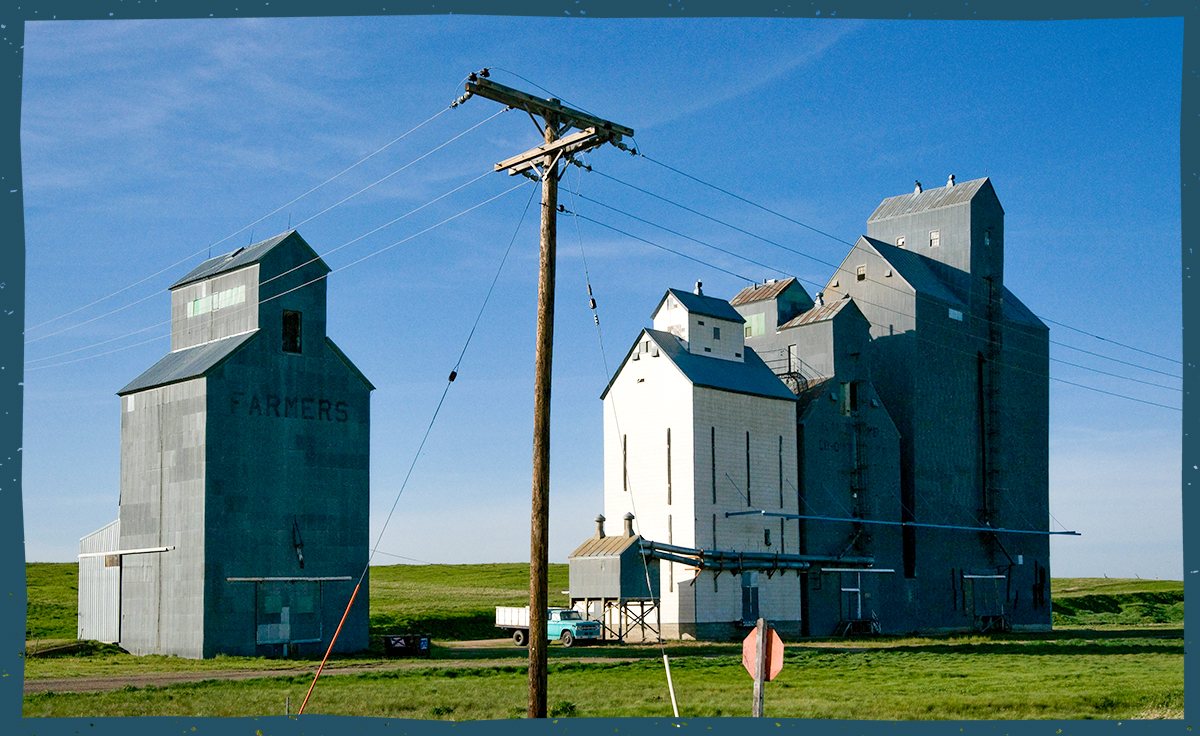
xmin=742 ymin=618 xmax=784 ymax=717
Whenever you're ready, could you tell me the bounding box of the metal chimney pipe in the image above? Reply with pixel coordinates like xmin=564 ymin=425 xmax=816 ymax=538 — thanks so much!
xmin=623 ymin=512 xmax=635 ymax=537
xmin=594 ymin=514 xmax=606 ymax=539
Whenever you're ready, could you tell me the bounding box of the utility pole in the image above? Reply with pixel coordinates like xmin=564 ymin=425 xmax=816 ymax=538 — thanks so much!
xmin=460 ymin=71 xmax=633 ymax=719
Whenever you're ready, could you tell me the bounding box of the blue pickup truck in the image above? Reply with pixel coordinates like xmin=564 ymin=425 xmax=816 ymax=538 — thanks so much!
xmin=495 ymin=606 xmax=603 ymax=647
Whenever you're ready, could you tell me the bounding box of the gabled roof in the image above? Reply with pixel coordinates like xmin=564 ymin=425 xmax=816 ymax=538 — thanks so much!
xmin=1000 ymin=286 xmax=1047 ymax=329
xmin=170 ymin=230 xmax=329 ymax=289
xmin=853 ymin=237 xmax=966 ymax=307
xmin=730 ymin=277 xmax=804 ymax=307
xmin=600 ymin=328 xmax=796 ymax=402
xmin=570 ymin=533 xmax=641 ymax=559
xmin=118 ymin=332 xmax=256 ymax=395
xmin=779 ymin=298 xmax=855 ymax=329
xmin=654 ymin=288 xmax=745 ymax=323
xmin=867 ymin=177 xmax=1000 ymax=222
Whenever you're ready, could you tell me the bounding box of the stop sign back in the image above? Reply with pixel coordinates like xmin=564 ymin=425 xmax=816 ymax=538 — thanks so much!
xmin=742 ymin=624 xmax=784 ymax=681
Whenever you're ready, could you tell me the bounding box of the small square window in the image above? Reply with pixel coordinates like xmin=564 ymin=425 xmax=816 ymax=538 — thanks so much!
xmin=282 ymin=311 xmax=302 ymax=354
xmin=896 ymin=236 xmax=905 ymax=248
xmin=856 ymin=265 xmax=866 ymax=281
xmin=929 ymin=230 xmax=941 ymax=248
xmin=697 ymin=320 xmax=705 ymax=326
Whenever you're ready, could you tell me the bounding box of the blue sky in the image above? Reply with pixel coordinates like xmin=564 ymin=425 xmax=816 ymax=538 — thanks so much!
xmin=19 ymin=16 xmax=1183 ymax=578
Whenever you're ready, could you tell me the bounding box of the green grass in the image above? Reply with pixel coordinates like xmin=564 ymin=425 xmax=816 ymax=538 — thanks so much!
xmin=1052 ymin=577 xmax=1184 ymax=597
xmin=27 ymin=565 xmax=1185 ymax=647
xmin=22 ymin=561 xmax=1185 ymax=720
xmin=1050 ymin=578 xmax=1184 ymax=628
xmin=367 ymin=563 xmax=570 ymax=643
xmin=22 ymin=636 xmax=1184 ymax=719
xmin=26 ymin=562 xmax=79 ymax=640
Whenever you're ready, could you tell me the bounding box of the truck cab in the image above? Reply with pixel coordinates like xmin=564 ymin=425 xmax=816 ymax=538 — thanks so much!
xmin=495 ymin=606 xmax=603 ymax=647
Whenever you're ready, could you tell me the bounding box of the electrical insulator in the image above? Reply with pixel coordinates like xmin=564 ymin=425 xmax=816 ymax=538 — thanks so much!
xmin=448 ymin=370 xmax=457 ymax=382
xmin=589 ymin=298 xmax=596 ymax=310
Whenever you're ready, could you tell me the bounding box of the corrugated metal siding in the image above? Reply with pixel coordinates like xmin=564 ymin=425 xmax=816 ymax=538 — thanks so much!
xmin=867 ymin=178 xmax=990 ymax=222
xmin=860 ymin=238 xmax=966 ymax=307
xmin=78 ymin=519 xmax=121 ymax=643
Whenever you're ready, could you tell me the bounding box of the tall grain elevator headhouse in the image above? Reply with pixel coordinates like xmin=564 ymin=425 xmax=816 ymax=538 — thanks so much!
xmin=77 ymin=230 xmax=373 ymax=658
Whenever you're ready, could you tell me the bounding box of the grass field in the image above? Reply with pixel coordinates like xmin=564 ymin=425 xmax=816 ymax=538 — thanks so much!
xmin=1050 ymin=577 xmax=1184 ymax=628
xmin=21 ymin=563 xmax=1185 ymax=720
xmin=368 ymin=563 xmax=570 ymax=642
xmin=22 ymin=637 xmax=1184 ymax=719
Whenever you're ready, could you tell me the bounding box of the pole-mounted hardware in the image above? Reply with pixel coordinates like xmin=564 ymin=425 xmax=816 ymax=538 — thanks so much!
xmin=459 ymin=70 xmax=632 ymax=720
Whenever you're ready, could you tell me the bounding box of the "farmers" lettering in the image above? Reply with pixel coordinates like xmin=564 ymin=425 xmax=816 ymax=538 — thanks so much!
xmin=230 ymin=391 xmax=350 ymax=422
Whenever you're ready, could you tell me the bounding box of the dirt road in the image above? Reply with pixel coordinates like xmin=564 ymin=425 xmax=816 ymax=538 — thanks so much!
xmin=24 ymin=640 xmax=640 ymax=695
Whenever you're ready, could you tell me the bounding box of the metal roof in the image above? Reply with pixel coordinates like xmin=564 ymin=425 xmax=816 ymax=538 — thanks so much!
xmin=867 ymin=177 xmax=999 ymax=222
xmin=569 ymin=533 xmax=641 ymax=558
xmin=779 ymin=298 xmax=854 ymax=329
xmin=117 ymin=332 xmax=256 ymax=395
xmin=170 ymin=230 xmax=329 ymax=289
xmin=600 ymin=328 xmax=796 ymax=402
xmin=729 ymin=277 xmax=802 ymax=306
xmin=856 ymin=237 xmax=966 ymax=307
xmin=1000 ymin=286 xmax=1047 ymax=329
xmin=654 ymin=288 xmax=746 ymax=323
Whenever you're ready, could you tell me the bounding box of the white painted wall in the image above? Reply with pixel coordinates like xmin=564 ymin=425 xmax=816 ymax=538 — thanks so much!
xmin=603 ymin=323 xmax=801 ymax=633
xmin=604 ymin=330 xmax=695 ymax=626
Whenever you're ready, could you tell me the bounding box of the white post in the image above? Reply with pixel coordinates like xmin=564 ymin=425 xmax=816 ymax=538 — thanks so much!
xmin=752 ymin=618 xmax=766 ymax=717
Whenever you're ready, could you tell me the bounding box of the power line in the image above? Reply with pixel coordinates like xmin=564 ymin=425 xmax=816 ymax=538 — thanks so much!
xmin=26 ymin=178 xmax=531 ymax=371
xmin=637 ymin=152 xmax=851 ymax=248
xmin=1050 ymin=340 xmax=1181 ymax=380
xmin=570 ymin=212 xmax=754 ymax=282
xmin=25 ymin=166 xmax=502 ymax=369
xmin=24 ymin=105 xmax=455 ymax=341
xmin=633 ymin=153 xmax=1176 ymax=372
xmin=562 ymin=166 xmax=680 ymax=718
xmin=586 ymin=164 xmax=1182 ymax=381
xmin=564 ymin=208 xmax=1179 ymax=412
xmin=1041 ymin=316 xmax=1181 ymax=366
xmin=564 ymin=195 xmax=1180 ymax=398
xmin=301 ymin=173 xmax=536 ymax=716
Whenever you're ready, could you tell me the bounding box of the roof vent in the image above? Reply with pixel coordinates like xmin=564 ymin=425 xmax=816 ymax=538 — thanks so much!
xmin=694 ymin=281 xmax=704 ymax=297
xmin=914 ymin=180 xmax=922 ymax=194
xmin=594 ymin=514 xmax=606 ymax=539
xmin=226 ymin=247 xmax=245 ymax=260
xmin=947 ymin=174 xmax=956 ymax=187
xmin=814 ymin=291 xmax=824 ymax=307
xmin=623 ymin=512 xmax=636 ymax=538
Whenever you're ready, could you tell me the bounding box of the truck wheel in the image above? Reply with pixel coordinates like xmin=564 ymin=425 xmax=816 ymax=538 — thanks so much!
xmin=560 ymin=631 xmax=575 ymax=648
xmin=513 ymin=629 xmax=528 ymax=647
